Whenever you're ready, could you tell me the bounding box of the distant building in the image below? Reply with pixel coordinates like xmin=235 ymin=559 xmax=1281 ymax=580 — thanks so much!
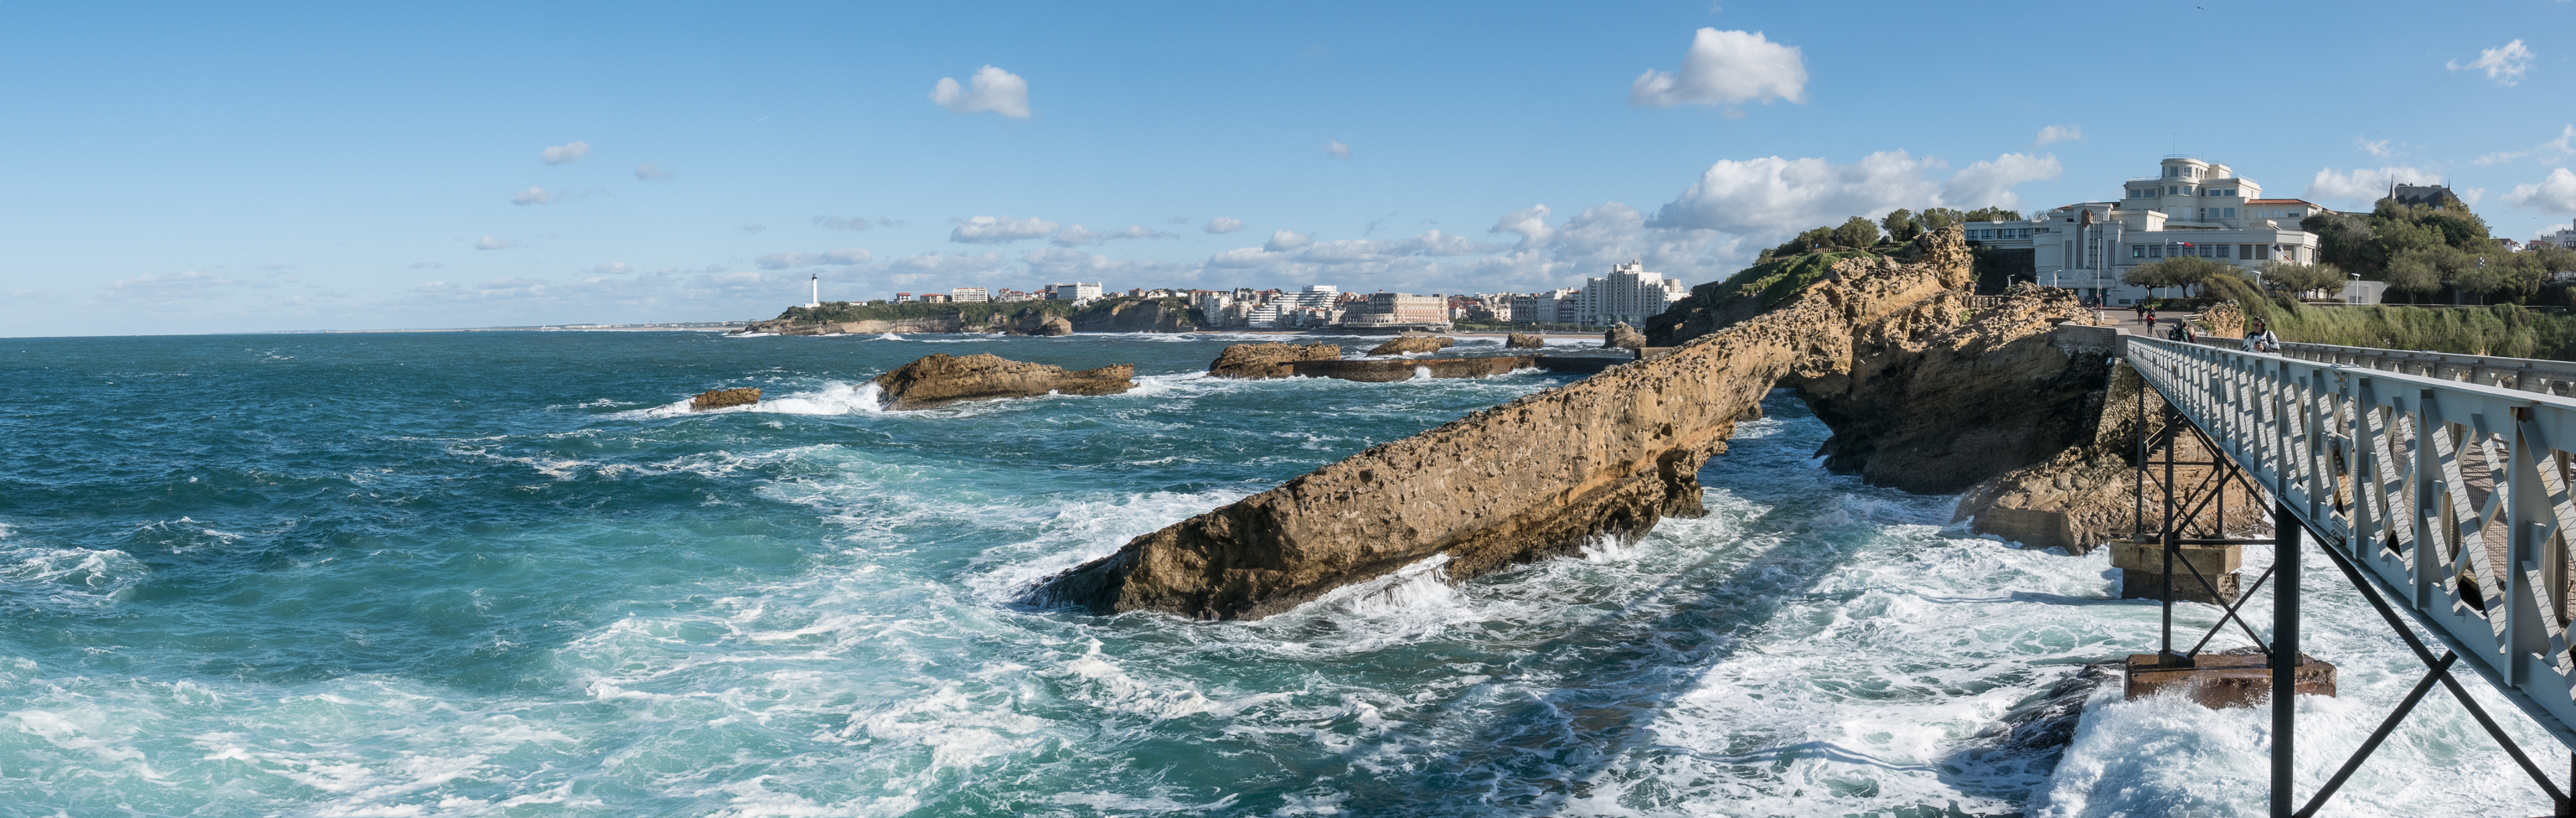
xmin=952 ymin=287 xmax=989 ymax=303
xmin=1045 ymin=282 xmax=1103 ymax=302
xmin=892 ymin=293 xmax=911 ymax=303
xmin=2540 ymin=219 xmax=2576 ymax=251
xmin=1512 ymin=288 xmax=1580 ymax=326
xmin=1340 ymin=292 xmax=1449 ymax=329
xmin=2390 ymin=183 xmax=2458 ymax=209
xmin=1960 ymin=155 xmax=2329 ymax=306
xmin=1577 ymin=261 xmax=1688 ymax=327
xmin=917 ymin=293 xmax=950 ymax=303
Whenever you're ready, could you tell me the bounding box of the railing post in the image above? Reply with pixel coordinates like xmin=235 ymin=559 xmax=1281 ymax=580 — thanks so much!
xmin=2274 ymin=500 xmax=2301 ymax=818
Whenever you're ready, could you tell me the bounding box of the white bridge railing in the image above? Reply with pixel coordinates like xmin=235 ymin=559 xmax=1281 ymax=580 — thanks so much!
xmin=2127 ymin=335 xmax=2576 ymax=748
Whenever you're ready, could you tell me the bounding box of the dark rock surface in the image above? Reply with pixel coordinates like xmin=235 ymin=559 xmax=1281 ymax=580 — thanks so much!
xmin=1504 ymin=333 xmax=1547 ymax=349
xmin=870 ymin=353 xmax=1135 ymax=411
xmin=1365 ymin=335 xmax=1455 ymax=355
xmin=1208 ymin=343 xmax=1343 ymax=380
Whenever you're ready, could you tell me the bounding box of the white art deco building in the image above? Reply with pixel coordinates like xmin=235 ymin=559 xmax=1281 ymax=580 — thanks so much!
xmin=1960 ymin=156 xmax=2333 ymax=305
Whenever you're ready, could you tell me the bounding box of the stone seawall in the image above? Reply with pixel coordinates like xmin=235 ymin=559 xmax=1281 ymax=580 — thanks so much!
xmin=1037 ymin=228 xmax=2098 ymax=620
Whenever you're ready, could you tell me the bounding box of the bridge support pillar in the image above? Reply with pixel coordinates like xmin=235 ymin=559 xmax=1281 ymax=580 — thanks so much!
xmin=2110 ymin=537 xmax=2241 ymax=604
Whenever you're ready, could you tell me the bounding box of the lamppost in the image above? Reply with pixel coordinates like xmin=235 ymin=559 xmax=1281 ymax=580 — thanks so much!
xmin=2349 ymin=272 xmax=2362 ymax=305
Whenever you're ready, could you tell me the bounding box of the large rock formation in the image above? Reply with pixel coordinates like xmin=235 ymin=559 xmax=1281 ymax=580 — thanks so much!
xmin=1038 ymin=228 xmax=2097 ymax=620
xmin=1032 ymin=315 xmax=1075 ymax=336
xmin=1209 ymin=343 xmax=1343 ymax=379
xmin=689 ymin=387 xmax=761 ymax=412
xmin=1954 ymin=362 xmax=2273 ymax=553
xmin=870 ymin=354 xmax=1136 ymax=410
xmin=1366 ymin=335 xmax=1455 ymax=355
xmin=1604 ymin=323 xmax=1647 ymax=350
xmin=1505 ymin=333 xmax=1546 ymax=349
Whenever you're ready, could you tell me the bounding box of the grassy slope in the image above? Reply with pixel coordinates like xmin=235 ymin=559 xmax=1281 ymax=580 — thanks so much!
xmin=2202 ymin=275 xmax=2576 ymax=360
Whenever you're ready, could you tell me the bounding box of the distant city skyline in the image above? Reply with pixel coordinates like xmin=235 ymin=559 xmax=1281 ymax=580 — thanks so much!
xmin=4 ymin=1 xmax=2573 ymax=335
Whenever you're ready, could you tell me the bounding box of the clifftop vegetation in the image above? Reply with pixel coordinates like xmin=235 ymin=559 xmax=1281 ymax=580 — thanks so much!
xmin=2304 ymin=195 xmax=2576 ymax=305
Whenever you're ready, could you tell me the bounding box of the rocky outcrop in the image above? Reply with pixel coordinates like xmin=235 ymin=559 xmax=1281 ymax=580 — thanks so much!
xmin=689 ymin=387 xmax=761 ymax=412
xmin=736 ymin=298 xmax=1200 ymax=336
xmin=1287 ymin=357 xmax=1533 ymax=381
xmin=1209 ymin=343 xmax=1344 ymax=379
xmin=1036 ymin=227 xmax=2095 ymax=620
xmin=1505 ymin=333 xmax=1546 ymax=349
xmin=1604 ymin=323 xmax=1647 ymax=350
xmin=1033 ymin=316 xmax=1075 ymax=336
xmin=1954 ymin=363 xmax=2273 ymax=552
xmin=870 ymin=354 xmax=1136 ymax=410
xmin=1366 ymin=335 xmax=1455 ymax=355
xmin=2199 ymin=300 xmax=2245 ymax=338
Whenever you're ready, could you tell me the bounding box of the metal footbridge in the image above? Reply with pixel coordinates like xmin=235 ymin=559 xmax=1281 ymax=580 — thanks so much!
xmin=2124 ymin=334 xmax=2576 ymax=816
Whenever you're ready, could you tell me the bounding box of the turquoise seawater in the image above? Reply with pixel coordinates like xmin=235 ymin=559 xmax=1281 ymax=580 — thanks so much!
xmin=0 ymin=330 xmax=2562 ymax=817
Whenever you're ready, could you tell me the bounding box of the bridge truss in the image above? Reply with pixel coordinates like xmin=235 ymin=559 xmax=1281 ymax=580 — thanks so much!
xmin=2124 ymin=335 xmax=2576 ymax=817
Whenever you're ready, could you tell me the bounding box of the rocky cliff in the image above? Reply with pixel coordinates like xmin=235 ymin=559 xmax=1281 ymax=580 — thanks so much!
xmin=737 ymin=297 xmax=1200 ymax=336
xmin=1209 ymin=343 xmax=1343 ymax=379
xmin=870 ymin=354 xmax=1137 ymax=410
xmin=1037 ymin=228 xmax=2099 ymax=620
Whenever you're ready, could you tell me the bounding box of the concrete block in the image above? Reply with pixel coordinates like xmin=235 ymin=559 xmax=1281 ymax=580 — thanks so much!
xmin=2125 ymin=652 xmax=2337 ymax=708
xmin=2114 ymin=541 xmax=2243 ymax=604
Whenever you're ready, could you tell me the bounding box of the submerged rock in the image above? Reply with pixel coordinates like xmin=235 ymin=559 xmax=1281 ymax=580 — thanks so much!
xmin=870 ymin=353 xmax=1134 ymax=410
xmin=1504 ymin=333 xmax=1546 ymax=349
xmin=1365 ymin=335 xmax=1454 ymax=355
xmin=1036 ymin=226 xmax=2098 ymax=620
xmin=1975 ymin=664 xmax=2117 ymax=753
xmin=1209 ymin=342 xmax=1342 ymax=380
xmin=689 ymin=387 xmax=762 ymax=412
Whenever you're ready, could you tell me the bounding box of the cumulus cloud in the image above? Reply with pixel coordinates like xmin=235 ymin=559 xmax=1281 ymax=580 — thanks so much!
xmin=1491 ymin=204 xmax=1554 ymax=251
xmin=508 ymin=187 xmax=560 ymax=205
xmin=1050 ymin=224 xmax=1177 ymax=246
xmin=930 ymin=65 xmax=1031 ymax=118
xmin=1648 ymin=151 xmax=1946 ymax=239
xmin=2034 ymin=125 xmax=2083 ymax=147
xmin=1324 ymin=140 xmax=1351 ymax=159
xmin=2506 ymin=168 xmax=2576 ymax=214
xmin=2306 ymin=165 xmax=2443 ymax=201
xmin=1203 ymin=216 xmax=1244 ymax=234
xmin=591 ymin=262 xmax=632 ymax=275
xmin=813 ymin=215 xmax=883 ymax=231
xmin=950 ymin=215 xmax=1061 ymax=244
xmin=754 ymin=248 xmax=872 ymax=269
xmin=1208 ymin=229 xmax=1502 ymax=272
xmin=2358 ymin=137 xmax=2401 ymax=158
xmin=1944 ymin=153 xmax=2063 ymax=208
xmin=540 ymin=141 xmax=591 ymax=164
xmin=887 ymin=251 xmax=1013 ymax=276
xmin=2475 ymin=125 xmax=2576 ymax=165
xmin=1629 ymin=28 xmax=1807 ymax=109
xmin=473 ymin=236 xmax=519 ymax=250
xmin=1263 ymin=230 xmax=1314 ymax=252
xmin=2448 ymin=39 xmax=2535 ymax=85
xmin=634 ymin=162 xmax=669 ymax=181
xmin=1023 ymin=247 xmax=1198 ymax=280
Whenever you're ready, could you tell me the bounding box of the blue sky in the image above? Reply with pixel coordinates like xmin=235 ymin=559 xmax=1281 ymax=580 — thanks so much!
xmin=3 ymin=1 xmax=2573 ymax=335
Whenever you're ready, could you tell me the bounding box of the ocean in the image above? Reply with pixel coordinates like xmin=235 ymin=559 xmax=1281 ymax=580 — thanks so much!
xmin=0 ymin=330 xmax=2561 ymax=817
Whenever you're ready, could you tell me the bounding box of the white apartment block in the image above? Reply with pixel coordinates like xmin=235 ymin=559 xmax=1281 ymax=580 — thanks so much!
xmin=1962 ymin=156 xmax=2331 ymax=306
xmin=1045 ymin=282 xmax=1104 ymax=301
xmin=2542 ymin=220 xmax=2576 ymax=251
xmin=950 ymin=287 xmax=989 ymax=303
xmin=1577 ymin=261 xmax=1689 ymax=326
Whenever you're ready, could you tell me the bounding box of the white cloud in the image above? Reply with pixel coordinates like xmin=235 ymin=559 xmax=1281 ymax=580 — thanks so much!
xmin=2474 ymin=125 xmax=2576 ymax=165
xmin=2306 ymin=165 xmax=2443 ymax=201
xmin=540 ymin=141 xmax=591 ymax=164
xmin=949 ymin=215 xmax=1061 ymax=243
xmin=1324 ymin=140 xmax=1350 ymax=159
xmin=1262 ymin=230 xmax=1313 ymax=252
xmin=106 ymin=270 xmax=243 ymax=295
xmin=1629 ymin=28 xmax=1807 ymax=109
xmin=930 ymin=65 xmax=1031 ymax=118
xmin=473 ymin=236 xmax=519 ymax=250
xmin=508 ymin=187 xmax=560 ymax=205
xmin=1648 ymin=151 xmax=1945 ymax=239
xmin=2034 ymin=125 xmax=2083 ymax=147
xmin=887 ymin=251 xmax=1012 ymax=276
xmin=1050 ymin=224 xmax=1177 ymax=246
xmin=754 ymin=248 xmax=872 ymax=269
xmin=1203 ymin=216 xmax=1244 ymax=234
xmin=1490 ymin=204 xmax=1554 ymax=251
xmin=2506 ymin=168 xmax=2576 ymax=214
xmin=634 ymin=162 xmax=669 ymax=181
xmin=813 ymin=215 xmax=880 ymax=231
xmin=1944 ymin=153 xmax=2062 ymax=208
xmin=2448 ymin=39 xmax=2536 ymax=85
xmin=2358 ymin=137 xmax=2400 ymax=158
xmin=1023 ymin=247 xmax=1197 ymax=280
xmin=591 ymin=262 xmax=632 ymax=275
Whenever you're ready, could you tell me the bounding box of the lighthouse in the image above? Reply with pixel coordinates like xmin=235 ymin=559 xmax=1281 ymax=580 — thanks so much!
xmin=803 ymin=273 xmax=821 ymax=308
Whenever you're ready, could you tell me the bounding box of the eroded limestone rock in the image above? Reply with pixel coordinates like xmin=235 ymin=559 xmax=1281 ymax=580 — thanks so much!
xmin=1366 ymin=335 xmax=1454 ymax=355
xmin=689 ymin=387 xmax=761 ymax=412
xmin=1037 ymin=226 xmax=2088 ymax=620
xmin=1603 ymin=323 xmax=1646 ymax=350
xmin=1033 ymin=316 xmax=1076 ymax=336
xmin=1210 ymin=343 xmax=1342 ymax=380
xmin=1505 ymin=333 xmax=1546 ymax=349
xmin=870 ymin=353 xmax=1134 ymax=410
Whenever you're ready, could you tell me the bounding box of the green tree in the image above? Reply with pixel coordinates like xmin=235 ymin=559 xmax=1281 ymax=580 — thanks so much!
xmin=2386 ymin=254 xmax=2441 ymax=303
xmin=1962 ymin=206 xmax=2023 ymax=223
xmin=1832 ymin=216 xmax=1880 ymax=250
xmin=1918 ymin=207 xmax=1966 ymax=232
xmin=1880 ymin=209 xmax=1921 ymax=243
xmin=2259 ymin=261 xmax=2348 ymax=296
xmin=2123 ymin=256 xmax=2237 ymax=299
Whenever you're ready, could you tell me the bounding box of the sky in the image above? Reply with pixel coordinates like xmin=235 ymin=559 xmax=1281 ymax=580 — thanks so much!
xmin=3 ymin=1 xmax=2573 ymax=336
